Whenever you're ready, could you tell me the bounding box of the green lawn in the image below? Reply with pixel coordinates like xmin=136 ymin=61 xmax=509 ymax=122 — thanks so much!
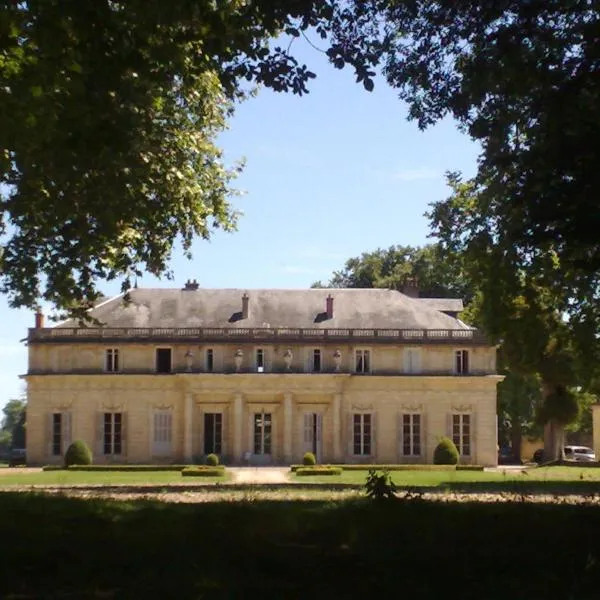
xmin=293 ymin=466 xmax=600 ymax=492
xmin=1 ymin=492 xmax=599 ymax=598
xmin=0 ymin=469 xmax=228 ymax=486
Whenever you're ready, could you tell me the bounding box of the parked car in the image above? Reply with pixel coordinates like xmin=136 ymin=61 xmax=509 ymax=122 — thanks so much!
xmin=564 ymin=445 xmax=596 ymax=462
xmin=498 ymin=446 xmax=521 ymax=465
xmin=533 ymin=446 xmax=596 ymax=464
xmin=8 ymin=448 xmax=26 ymax=467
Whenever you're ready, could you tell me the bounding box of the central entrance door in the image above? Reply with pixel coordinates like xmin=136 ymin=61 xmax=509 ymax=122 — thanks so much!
xmin=303 ymin=413 xmax=322 ymax=462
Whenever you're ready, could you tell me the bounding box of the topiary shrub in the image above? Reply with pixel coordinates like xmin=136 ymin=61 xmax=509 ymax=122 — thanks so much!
xmin=433 ymin=436 xmax=459 ymax=465
xmin=64 ymin=440 xmax=93 ymax=467
xmin=302 ymin=452 xmax=316 ymax=466
xmin=205 ymin=453 xmax=219 ymax=466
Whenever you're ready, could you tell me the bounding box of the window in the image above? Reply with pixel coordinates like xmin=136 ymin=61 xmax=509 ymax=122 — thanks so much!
xmin=452 ymin=414 xmax=471 ymax=456
xmin=312 ymin=349 xmax=321 ymax=372
xmin=152 ymin=411 xmax=172 ymax=456
xmin=256 ymin=348 xmax=265 ymax=373
xmin=355 ymin=349 xmax=371 ymax=373
xmin=253 ymin=412 xmax=272 ymax=454
xmin=105 ymin=348 xmax=120 ymax=372
xmin=403 ymin=348 xmax=421 ymax=374
xmin=104 ymin=412 xmax=122 ymax=455
xmin=205 ymin=348 xmax=214 ymax=373
xmin=204 ymin=413 xmax=222 ymax=455
xmin=51 ymin=412 xmax=71 ymax=456
xmin=455 ymin=350 xmax=470 ymax=375
xmin=402 ymin=414 xmax=421 ymax=456
xmin=353 ymin=413 xmax=372 ymax=455
xmin=52 ymin=413 xmax=62 ymax=456
xmin=155 ymin=348 xmax=172 ymax=373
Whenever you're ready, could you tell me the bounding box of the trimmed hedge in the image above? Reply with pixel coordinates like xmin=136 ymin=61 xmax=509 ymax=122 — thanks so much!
xmin=295 ymin=466 xmax=342 ymax=476
xmin=289 ymin=464 xmax=484 ymax=472
xmin=205 ymin=454 xmax=220 ymax=466
xmin=302 ymin=452 xmax=316 ymax=466
xmin=433 ymin=437 xmax=460 ymax=465
xmin=64 ymin=440 xmax=93 ymax=467
xmin=181 ymin=466 xmax=226 ymax=477
xmin=43 ymin=465 xmax=189 ymax=472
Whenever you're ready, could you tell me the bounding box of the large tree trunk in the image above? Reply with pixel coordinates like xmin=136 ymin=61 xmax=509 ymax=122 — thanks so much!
xmin=542 ymin=382 xmax=566 ymax=462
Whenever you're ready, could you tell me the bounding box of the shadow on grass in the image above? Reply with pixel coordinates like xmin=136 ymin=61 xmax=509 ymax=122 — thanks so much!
xmin=2 ymin=492 xmax=600 ymax=599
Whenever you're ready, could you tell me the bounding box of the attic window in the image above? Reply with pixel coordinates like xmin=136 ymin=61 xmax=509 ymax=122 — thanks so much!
xmin=256 ymin=348 xmax=264 ymax=373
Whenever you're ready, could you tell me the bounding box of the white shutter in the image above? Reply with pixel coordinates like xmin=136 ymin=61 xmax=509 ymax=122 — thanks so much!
xmin=421 ymin=412 xmax=428 ymax=462
xmin=96 ymin=412 xmax=104 ymax=459
xmin=62 ymin=412 xmax=72 ymax=454
xmin=397 ymin=413 xmax=404 ymax=461
xmin=370 ymin=412 xmax=377 ymax=459
xmin=121 ymin=412 xmax=128 ymax=458
xmin=347 ymin=413 xmax=354 ymax=458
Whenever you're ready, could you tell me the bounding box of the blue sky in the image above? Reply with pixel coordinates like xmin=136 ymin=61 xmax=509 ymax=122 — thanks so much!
xmin=0 ymin=41 xmax=480 ymax=408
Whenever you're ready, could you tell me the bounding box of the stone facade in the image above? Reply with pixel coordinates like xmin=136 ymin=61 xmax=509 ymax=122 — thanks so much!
xmin=24 ymin=287 xmax=502 ymax=466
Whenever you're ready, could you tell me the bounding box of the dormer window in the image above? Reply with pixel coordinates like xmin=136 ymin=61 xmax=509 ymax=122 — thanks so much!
xmin=105 ymin=349 xmax=120 ymax=373
xmin=256 ymin=348 xmax=265 ymax=373
xmin=355 ymin=349 xmax=371 ymax=374
xmin=455 ymin=350 xmax=470 ymax=375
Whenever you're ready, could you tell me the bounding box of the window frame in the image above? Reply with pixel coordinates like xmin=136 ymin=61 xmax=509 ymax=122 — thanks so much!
xmin=155 ymin=347 xmax=172 ymax=374
xmin=253 ymin=411 xmax=272 ymax=455
xmin=452 ymin=413 xmax=471 ymax=457
xmin=255 ymin=347 xmax=265 ymax=373
xmin=205 ymin=348 xmax=214 ymax=373
xmin=105 ymin=348 xmax=120 ymax=373
xmin=454 ymin=349 xmax=470 ymax=375
xmin=311 ymin=348 xmax=322 ymax=373
xmin=352 ymin=413 xmax=372 ymax=456
xmin=403 ymin=347 xmax=422 ymax=374
xmin=103 ymin=412 xmax=123 ymax=455
xmin=401 ymin=413 xmax=422 ymax=457
xmin=203 ymin=413 xmax=223 ymax=455
xmin=51 ymin=413 xmax=62 ymax=456
xmin=354 ymin=348 xmax=372 ymax=374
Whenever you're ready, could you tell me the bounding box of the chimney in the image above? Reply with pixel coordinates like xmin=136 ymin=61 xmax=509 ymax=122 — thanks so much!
xmin=402 ymin=277 xmax=419 ymax=298
xmin=326 ymin=294 xmax=334 ymax=319
xmin=35 ymin=309 xmax=44 ymax=329
xmin=183 ymin=279 xmax=199 ymax=291
xmin=242 ymin=293 xmax=249 ymax=319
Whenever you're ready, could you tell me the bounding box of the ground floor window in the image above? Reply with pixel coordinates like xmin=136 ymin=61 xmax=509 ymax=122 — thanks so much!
xmin=51 ymin=412 xmax=71 ymax=456
xmin=104 ymin=412 xmax=122 ymax=455
xmin=152 ymin=410 xmax=172 ymax=456
xmin=253 ymin=412 xmax=272 ymax=455
xmin=204 ymin=413 xmax=223 ymax=455
xmin=353 ymin=413 xmax=372 ymax=455
xmin=452 ymin=413 xmax=471 ymax=456
xmin=402 ymin=413 xmax=421 ymax=456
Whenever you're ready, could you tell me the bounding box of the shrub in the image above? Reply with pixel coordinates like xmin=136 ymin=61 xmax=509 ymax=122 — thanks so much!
xmin=302 ymin=452 xmax=316 ymax=466
xmin=65 ymin=465 xmax=187 ymax=472
xmin=365 ymin=469 xmax=396 ymax=500
xmin=64 ymin=440 xmax=93 ymax=467
xmin=205 ymin=453 xmax=219 ymax=466
xmin=433 ymin=437 xmax=460 ymax=465
xmin=295 ymin=466 xmax=342 ymax=476
xmin=181 ymin=466 xmax=225 ymax=477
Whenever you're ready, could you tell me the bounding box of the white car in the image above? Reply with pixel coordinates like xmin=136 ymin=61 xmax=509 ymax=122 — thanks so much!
xmin=564 ymin=445 xmax=596 ymax=462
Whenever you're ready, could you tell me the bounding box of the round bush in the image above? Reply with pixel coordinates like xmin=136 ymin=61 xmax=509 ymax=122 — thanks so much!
xmin=433 ymin=437 xmax=459 ymax=465
xmin=302 ymin=452 xmax=316 ymax=466
xmin=64 ymin=440 xmax=93 ymax=467
xmin=205 ymin=453 xmax=219 ymax=466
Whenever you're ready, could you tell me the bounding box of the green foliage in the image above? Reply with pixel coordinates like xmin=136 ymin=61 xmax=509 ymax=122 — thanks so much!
xmin=302 ymin=452 xmax=316 ymax=466
xmin=181 ymin=466 xmax=225 ymax=477
xmin=64 ymin=440 xmax=93 ymax=467
xmin=45 ymin=465 xmax=188 ymax=472
xmin=295 ymin=466 xmax=341 ymax=476
xmin=433 ymin=437 xmax=459 ymax=465
xmin=539 ymin=387 xmax=580 ymax=426
xmin=0 ymin=398 xmax=26 ymax=451
xmin=205 ymin=453 xmax=219 ymax=466
xmin=364 ymin=469 xmax=396 ymax=500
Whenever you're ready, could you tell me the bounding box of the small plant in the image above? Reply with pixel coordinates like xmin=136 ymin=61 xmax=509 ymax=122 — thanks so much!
xmin=433 ymin=436 xmax=459 ymax=465
xmin=64 ymin=440 xmax=93 ymax=467
xmin=205 ymin=453 xmax=219 ymax=466
xmin=302 ymin=452 xmax=316 ymax=466
xmin=365 ymin=469 xmax=396 ymax=501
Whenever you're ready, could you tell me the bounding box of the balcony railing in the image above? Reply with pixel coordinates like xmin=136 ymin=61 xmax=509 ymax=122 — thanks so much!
xmin=28 ymin=326 xmax=488 ymax=345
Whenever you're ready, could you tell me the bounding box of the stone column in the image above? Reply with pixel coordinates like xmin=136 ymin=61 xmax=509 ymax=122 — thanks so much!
xmin=184 ymin=392 xmax=193 ymax=463
xmin=333 ymin=393 xmax=342 ymax=461
xmin=283 ymin=392 xmax=293 ymax=463
xmin=233 ymin=393 xmax=243 ymax=464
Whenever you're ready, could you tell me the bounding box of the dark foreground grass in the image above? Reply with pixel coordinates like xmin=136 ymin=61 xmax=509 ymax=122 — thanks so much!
xmin=2 ymin=493 xmax=600 ymax=599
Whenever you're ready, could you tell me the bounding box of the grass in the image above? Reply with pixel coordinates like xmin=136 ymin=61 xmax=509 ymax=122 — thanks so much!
xmin=0 ymin=469 xmax=228 ymax=486
xmin=291 ymin=466 xmax=600 ymax=493
xmin=1 ymin=492 xmax=600 ymax=598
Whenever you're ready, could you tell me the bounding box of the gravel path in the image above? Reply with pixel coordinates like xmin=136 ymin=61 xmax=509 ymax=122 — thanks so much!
xmin=230 ymin=467 xmax=290 ymax=484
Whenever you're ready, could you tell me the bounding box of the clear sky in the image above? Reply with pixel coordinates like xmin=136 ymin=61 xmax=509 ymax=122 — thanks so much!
xmin=0 ymin=40 xmax=480 ymax=408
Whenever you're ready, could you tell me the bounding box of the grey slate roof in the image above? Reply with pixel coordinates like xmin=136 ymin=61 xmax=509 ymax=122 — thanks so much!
xmin=417 ymin=298 xmax=464 ymax=313
xmin=58 ymin=288 xmax=473 ymax=331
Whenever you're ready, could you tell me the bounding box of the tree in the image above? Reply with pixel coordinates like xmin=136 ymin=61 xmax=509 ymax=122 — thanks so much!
xmin=312 ymin=244 xmax=474 ymax=304
xmin=429 ymin=175 xmax=599 ymax=460
xmin=0 ymin=399 xmax=26 ymax=451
